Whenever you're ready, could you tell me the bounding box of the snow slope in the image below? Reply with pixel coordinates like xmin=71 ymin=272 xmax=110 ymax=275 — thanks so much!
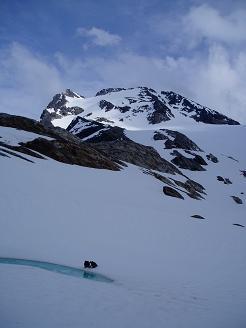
xmin=1 ymin=124 xmax=246 ymax=328
xmin=0 ymin=126 xmax=53 ymax=146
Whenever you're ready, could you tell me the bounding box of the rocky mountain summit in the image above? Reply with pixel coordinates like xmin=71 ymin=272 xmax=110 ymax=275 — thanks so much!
xmin=40 ymin=87 xmax=239 ymax=129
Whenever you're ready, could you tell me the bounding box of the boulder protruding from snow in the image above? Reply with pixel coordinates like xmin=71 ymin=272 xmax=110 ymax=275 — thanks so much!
xmin=171 ymin=150 xmax=207 ymax=171
xmin=231 ymin=196 xmax=243 ymax=204
xmin=154 ymin=129 xmax=202 ymax=151
xmin=163 ymin=186 xmax=184 ymax=199
xmin=207 ymin=153 xmax=219 ymax=163
xmin=191 ymin=215 xmax=206 ymax=220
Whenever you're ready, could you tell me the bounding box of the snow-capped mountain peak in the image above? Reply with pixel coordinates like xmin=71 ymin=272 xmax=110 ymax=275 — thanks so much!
xmin=40 ymin=87 xmax=239 ymax=130
xmin=40 ymin=89 xmax=85 ymax=127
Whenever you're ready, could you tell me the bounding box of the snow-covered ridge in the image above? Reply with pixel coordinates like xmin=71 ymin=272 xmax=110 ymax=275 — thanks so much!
xmin=40 ymin=87 xmax=240 ymax=130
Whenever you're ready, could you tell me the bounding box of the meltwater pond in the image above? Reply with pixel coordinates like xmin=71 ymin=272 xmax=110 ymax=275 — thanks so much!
xmin=0 ymin=258 xmax=114 ymax=283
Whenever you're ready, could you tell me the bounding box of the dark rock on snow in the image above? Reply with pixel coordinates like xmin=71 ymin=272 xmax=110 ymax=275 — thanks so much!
xmin=231 ymin=196 xmax=243 ymax=204
xmin=172 ymin=178 xmax=206 ymax=200
xmin=171 ymin=150 xmax=206 ymax=171
xmin=206 ymin=153 xmax=219 ymax=163
xmin=162 ymin=91 xmax=240 ymax=125
xmin=163 ymin=186 xmax=184 ymax=199
xmin=191 ymin=215 xmax=206 ymax=219
xmin=154 ymin=129 xmax=202 ymax=151
xmin=89 ymin=139 xmax=181 ymax=175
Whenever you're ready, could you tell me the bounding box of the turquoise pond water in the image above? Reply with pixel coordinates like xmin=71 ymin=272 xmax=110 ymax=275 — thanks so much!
xmin=0 ymin=258 xmax=113 ymax=283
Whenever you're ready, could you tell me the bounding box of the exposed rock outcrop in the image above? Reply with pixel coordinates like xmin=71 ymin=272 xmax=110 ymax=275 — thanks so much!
xmin=0 ymin=113 xmax=120 ymax=171
xmin=154 ymin=129 xmax=202 ymax=151
xmin=207 ymin=153 xmax=219 ymax=163
xmin=171 ymin=150 xmax=207 ymax=171
xmin=231 ymin=196 xmax=243 ymax=204
xmin=191 ymin=215 xmax=205 ymax=219
xmin=162 ymin=91 xmax=240 ymax=125
xmin=163 ymin=186 xmax=184 ymax=199
xmin=88 ymin=139 xmax=181 ymax=175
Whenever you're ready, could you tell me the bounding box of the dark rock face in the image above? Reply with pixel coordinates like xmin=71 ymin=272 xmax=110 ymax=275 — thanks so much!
xmin=140 ymin=89 xmax=173 ymax=124
xmin=191 ymin=215 xmax=205 ymax=219
xmin=172 ymin=178 xmax=206 ymax=200
xmin=23 ymin=137 xmax=120 ymax=170
xmin=163 ymin=186 xmax=184 ymax=199
xmin=147 ymin=100 xmax=173 ymax=124
xmin=207 ymin=153 xmax=219 ymax=163
xmin=99 ymin=100 xmax=131 ymax=114
xmin=99 ymin=100 xmax=114 ymax=112
xmin=184 ymin=179 xmax=206 ymax=195
xmin=153 ymin=132 xmax=167 ymax=141
xmin=87 ymin=127 xmax=128 ymax=143
xmin=96 ymin=88 xmax=127 ymax=96
xmin=154 ymin=129 xmax=202 ymax=151
xmin=190 ymin=153 xmax=207 ymax=166
xmin=162 ymin=91 xmax=240 ymax=125
xmin=63 ymin=89 xmax=83 ymax=98
xmin=233 ymin=223 xmax=245 ymax=227
xmin=231 ymin=196 xmax=243 ymax=204
xmin=0 ymin=113 xmax=120 ymax=171
xmin=67 ymin=117 xmax=128 ymax=143
xmin=88 ymin=140 xmax=181 ymax=175
xmin=67 ymin=117 xmax=106 ymax=140
xmin=171 ymin=150 xmax=206 ymax=171
xmin=117 ymin=105 xmax=131 ymax=113
xmin=40 ymin=90 xmax=84 ymax=126
xmin=217 ymin=176 xmax=232 ymax=184
xmin=144 ymin=170 xmax=206 ymax=200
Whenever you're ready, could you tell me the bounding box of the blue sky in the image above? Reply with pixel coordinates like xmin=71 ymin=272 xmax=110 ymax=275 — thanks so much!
xmin=0 ymin=0 xmax=246 ymax=122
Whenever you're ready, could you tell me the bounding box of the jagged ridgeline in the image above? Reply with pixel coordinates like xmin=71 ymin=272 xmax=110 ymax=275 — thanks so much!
xmin=40 ymin=87 xmax=239 ymax=129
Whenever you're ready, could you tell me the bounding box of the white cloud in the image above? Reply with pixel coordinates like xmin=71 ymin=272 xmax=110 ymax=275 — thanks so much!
xmin=0 ymin=43 xmax=69 ymax=118
xmin=56 ymin=47 xmax=246 ymax=123
xmin=77 ymin=27 xmax=121 ymax=47
xmin=184 ymin=4 xmax=246 ymax=46
xmin=1 ymin=27 xmax=246 ymax=123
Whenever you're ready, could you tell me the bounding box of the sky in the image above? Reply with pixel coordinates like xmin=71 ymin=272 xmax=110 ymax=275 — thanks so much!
xmin=0 ymin=0 xmax=246 ymax=122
